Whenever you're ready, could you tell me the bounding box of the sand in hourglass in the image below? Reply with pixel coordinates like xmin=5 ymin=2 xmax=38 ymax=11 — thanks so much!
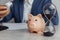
xmin=45 ymin=14 xmax=53 ymax=20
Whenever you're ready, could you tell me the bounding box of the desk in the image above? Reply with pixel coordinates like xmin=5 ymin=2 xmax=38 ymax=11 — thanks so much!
xmin=0 ymin=23 xmax=60 ymax=40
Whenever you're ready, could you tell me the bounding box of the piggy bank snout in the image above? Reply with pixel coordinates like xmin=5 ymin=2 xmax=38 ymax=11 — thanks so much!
xmin=30 ymin=23 xmax=36 ymax=26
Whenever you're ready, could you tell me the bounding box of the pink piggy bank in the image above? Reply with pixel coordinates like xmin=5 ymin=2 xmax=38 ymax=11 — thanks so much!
xmin=27 ymin=14 xmax=45 ymax=35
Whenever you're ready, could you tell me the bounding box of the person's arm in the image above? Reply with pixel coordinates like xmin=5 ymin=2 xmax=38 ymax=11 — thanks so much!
xmin=0 ymin=6 xmax=14 ymax=23
xmin=42 ymin=0 xmax=59 ymax=25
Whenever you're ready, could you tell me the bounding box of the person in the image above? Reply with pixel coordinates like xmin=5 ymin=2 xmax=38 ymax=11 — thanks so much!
xmin=0 ymin=0 xmax=59 ymax=36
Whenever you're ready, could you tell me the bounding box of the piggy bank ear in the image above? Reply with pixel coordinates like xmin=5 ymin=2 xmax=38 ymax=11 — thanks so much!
xmin=37 ymin=14 xmax=42 ymax=18
xmin=28 ymin=14 xmax=33 ymax=18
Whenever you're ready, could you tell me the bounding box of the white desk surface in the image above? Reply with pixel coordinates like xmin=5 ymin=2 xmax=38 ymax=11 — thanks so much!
xmin=0 ymin=23 xmax=60 ymax=40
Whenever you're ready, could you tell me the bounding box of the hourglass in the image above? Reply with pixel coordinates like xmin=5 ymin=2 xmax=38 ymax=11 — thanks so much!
xmin=0 ymin=0 xmax=13 ymax=31
xmin=43 ymin=3 xmax=57 ymax=36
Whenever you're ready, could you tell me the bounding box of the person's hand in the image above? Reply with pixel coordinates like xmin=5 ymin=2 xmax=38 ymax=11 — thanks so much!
xmin=0 ymin=5 xmax=10 ymax=18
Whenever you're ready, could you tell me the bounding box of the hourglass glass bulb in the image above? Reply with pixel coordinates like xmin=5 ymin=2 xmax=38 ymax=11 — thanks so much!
xmin=49 ymin=4 xmax=55 ymax=10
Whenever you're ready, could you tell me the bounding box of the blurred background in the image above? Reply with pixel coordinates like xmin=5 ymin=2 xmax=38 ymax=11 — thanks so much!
xmin=0 ymin=0 xmax=60 ymax=24
xmin=0 ymin=0 xmax=60 ymax=29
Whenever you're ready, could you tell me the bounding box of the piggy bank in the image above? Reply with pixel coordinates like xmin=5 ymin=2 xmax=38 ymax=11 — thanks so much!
xmin=27 ymin=14 xmax=45 ymax=35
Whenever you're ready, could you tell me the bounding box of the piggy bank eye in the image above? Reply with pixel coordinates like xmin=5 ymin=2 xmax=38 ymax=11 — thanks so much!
xmin=29 ymin=19 xmax=31 ymax=21
xmin=35 ymin=19 xmax=37 ymax=21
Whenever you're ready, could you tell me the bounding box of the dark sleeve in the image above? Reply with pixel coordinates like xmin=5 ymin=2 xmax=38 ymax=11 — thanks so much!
xmin=0 ymin=5 xmax=14 ymax=23
xmin=42 ymin=0 xmax=59 ymax=25
xmin=51 ymin=11 xmax=59 ymax=25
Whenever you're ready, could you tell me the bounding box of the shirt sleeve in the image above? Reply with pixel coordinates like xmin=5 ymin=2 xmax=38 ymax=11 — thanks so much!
xmin=0 ymin=18 xmax=4 ymax=21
